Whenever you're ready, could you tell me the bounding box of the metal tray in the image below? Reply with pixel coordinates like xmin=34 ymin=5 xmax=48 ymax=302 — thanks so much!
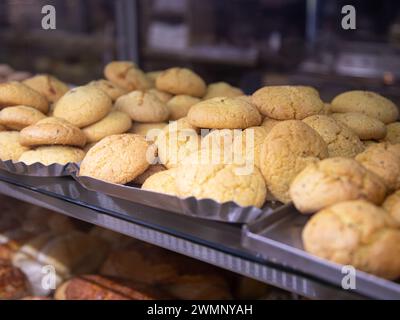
xmin=0 ymin=160 xmax=75 ymax=177
xmin=242 ymin=203 xmax=400 ymax=299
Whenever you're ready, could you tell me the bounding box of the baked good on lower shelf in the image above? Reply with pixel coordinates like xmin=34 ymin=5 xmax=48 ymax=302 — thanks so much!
xmin=79 ymin=134 xmax=152 ymax=184
xmin=19 ymin=146 xmax=85 ymax=165
xmin=302 ymin=200 xmax=400 ymax=280
xmin=23 ymin=74 xmax=69 ymax=103
xmin=289 ymin=157 xmax=387 ymax=213
xmin=55 ymin=275 xmax=169 ymax=300
xmin=0 ymin=260 xmax=29 ymax=299
xmin=259 ymin=120 xmax=328 ymax=203
xmin=0 ymin=106 xmax=46 ymax=130
xmin=331 ymin=90 xmax=398 ymax=124
xmin=0 ymin=131 xmax=30 ymax=161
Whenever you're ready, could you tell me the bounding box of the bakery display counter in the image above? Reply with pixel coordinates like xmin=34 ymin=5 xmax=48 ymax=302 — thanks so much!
xmin=0 ymin=169 xmax=367 ymax=300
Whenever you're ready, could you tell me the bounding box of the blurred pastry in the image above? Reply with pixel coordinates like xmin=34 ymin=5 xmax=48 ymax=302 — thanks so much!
xmin=203 ymin=82 xmax=243 ymax=100
xmin=23 ymin=74 xmax=69 ymax=103
xmin=0 ymin=106 xmax=46 ymax=130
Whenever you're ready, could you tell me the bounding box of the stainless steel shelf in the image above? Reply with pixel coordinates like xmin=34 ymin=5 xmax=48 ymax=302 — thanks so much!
xmin=0 ymin=170 xmax=366 ymax=300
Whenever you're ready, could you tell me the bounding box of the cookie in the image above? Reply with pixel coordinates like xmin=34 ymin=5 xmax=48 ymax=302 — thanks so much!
xmin=331 ymin=91 xmax=398 ymax=124
xmin=88 ymin=79 xmax=128 ymax=101
xmin=141 ymin=168 xmax=180 ymax=196
xmin=19 ymin=117 xmax=87 ymax=147
xmin=79 ymin=134 xmax=151 ymax=184
xmin=53 ymin=85 xmax=112 ymax=128
xmin=290 ymin=157 xmax=386 ymax=213
xmin=303 ymin=115 xmax=364 ymax=158
xmin=167 ymin=95 xmax=201 ymax=120
xmin=130 ymin=122 xmax=167 ymax=140
xmin=260 ymin=117 xmax=280 ymax=134
xmin=355 ymin=142 xmax=400 ymax=191
xmin=331 ymin=112 xmax=387 ymax=140
xmin=155 ymin=68 xmax=206 ymax=97
xmin=0 ymin=81 xmax=49 ymax=113
xmin=147 ymin=89 xmax=173 ymax=103
xmin=23 ymin=74 xmax=69 ymax=103
xmin=187 ymin=97 xmax=261 ymax=129
xmin=104 ymin=61 xmax=151 ymax=91
xmin=133 ymin=164 xmax=166 ymax=185
xmin=146 ymin=71 xmax=162 ymax=83
xmin=0 ymin=131 xmax=29 ymax=161
xmin=115 ymin=90 xmax=169 ymax=123
xmin=302 ymin=200 xmax=400 ymax=280
xmin=382 ymin=190 xmax=400 ymax=226
xmin=252 ymin=86 xmax=324 ymax=120
xmin=319 ymin=103 xmax=332 ymax=115
xmin=0 ymin=106 xmax=46 ymax=130
xmin=175 ymin=163 xmax=267 ymax=207
xmin=383 ymin=122 xmax=400 ymax=144
xmin=203 ymin=82 xmax=244 ymax=100
xmin=260 ymin=120 xmax=328 ymax=203
xmin=19 ymin=146 xmax=85 ymax=165
xmin=82 ymin=111 xmax=132 ymax=143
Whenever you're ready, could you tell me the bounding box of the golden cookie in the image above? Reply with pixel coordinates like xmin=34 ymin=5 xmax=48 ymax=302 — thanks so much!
xmin=187 ymin=97 xmax=261 ymax=129
xmin=331 ymin=112 xmax=386 ymax=140
xmin=303 ymin=115 xmax=364 ymax=158
xmin=167 ymin=95 xmax=200 ymax=120
xmin=130 ymin=122 xmax=167 ymax=139
xmin=156 ymin=68 xmax=206 ymax=97
xmin=104 ymin=61 xmax=151 ymax=91
xmin=147 ymin=89 xmax=173 ymax=103
xmin=0 ymin=81 xmax=49 ymax=113
xmin=0 ymin=106 xmax=46 ymax=130
xmin=88 ymin=79 xmax=127 ymax=101
xmin=203 ymin=82 xmax=243 ymax=100
xmin=133 ymin=164 xmax=166 ymax=185
xmin=302 ymin=200 xmax=400 ymax=280
xmin=0 ymin=131 xmax=29 ymax=161
xmin=23 ymin=74 xmax=69 ymax=103
xmin=383 ymin=190 xmax=400 ymax=226
xmin=355 ymin=142 xmax=400 ymax=191
xmin=260 ymin=120 xmax=328 ymax=203
xmin=146 ymin=71 xmax=162 ymax=83
xmin=19 ymin=117 xmax=87 ymax=147
xmin=115 ymin=90 xmax=169 ymax=123
xmin=319 ymin=103 xmax=332 ymax=115
xmin=331 ymin=91 xmax=398 ymax=124
xmin=141 ymin=168 xmax=179 ymax=196
xmin=383 ymin=122 xmax=400 ymax=144
xmin=175 ymin=163 xmax=267 ymax=207
xmin=19 ymin=146 xmax=85 ymax=165
xmin=79 ymin=134 xmax=151 ymax=184
xmin=290 ymin=157 xmax=386 ymax=213
xmin=260 ymin=118 xmax=280 ymax=134
xmin=252 ymin=86 xmax=324 ymax=120
xmin=53 ymin=85 xmax=112 ymax=128
xmin=82 ymin=111 xmax=132 ymax=143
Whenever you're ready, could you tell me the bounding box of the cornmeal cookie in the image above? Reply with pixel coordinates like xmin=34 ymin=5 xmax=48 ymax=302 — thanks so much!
xmin=355 ymin=142 xmax=400 ymax=191
xmin=146 ymin=71 xmax=162 ymax=83
xmin=115 ymin=91 xmax=169 ymax=123
xmin=130 ymin=122 xmax=167 ymax=140
xmin=53 ymin=85 xmax=112 ymax=128
xmin=23 ymin=74 xmax=69 ymax=103
xmin=252 ymin=86 xmax=324 ymax=120
xmin=19 ymin=146 xmax=85 ymax=165
xmin=260 ymin=118 xmax=280 ymax=134
xmin=133 ymin=164 xmax=166 ymax=185
xmin=88 ymin=79 xmax=127 ymax=101
xmin=187 ymin=97 xmax=261 ymax=129
xmin=303 ymin=115 xmax=364 ymax=158
xmin=203 ymin=82 xmax=244 ymax=100
xmin=147 ymin=89 xmax=173 ymax=103
xmin=302 ymin=200 xmax=400 ymax=280
xmin=319 ymin=103 xmax=332 ymax=115
xmin=82 ymin=111 xmax=132 ymax=143
xmin=0 ymin=106 xmax=46 ymax=130
xmin=104 ymin=61 xmax=151 ymax=91
xmin=383 ymin=190 xmax=400 ymax=226
xmin=0 ymin=131 xmax=29 ymax=161
xmin=141 ymin=168 xmax=179 ymax=196
xmin=0 ymin=81 xmax=49 ymax=113
xmin=331 ymin=112 xmax=387 ymax=140
xmin=79 ymin=134 xmax=151 ymax=184
xmin=19 ymin=117 xmax=87 ymax=147
xmin=167 ymin=95 xmax=201 ymax=120
xmin=331 ymin=91 xmax=398 ymax=124
xmin=290 ymin=157 xmax=386 ymax=213
xmin=383 ymin=122 xmax=400 ymax=144
xmin=175 ymin=163 xmax=267 ymax=208
xmin=156 ymin=68 xmax=206 ymax=98
xmin=260 ymin=120 xmax=328 ymax=203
